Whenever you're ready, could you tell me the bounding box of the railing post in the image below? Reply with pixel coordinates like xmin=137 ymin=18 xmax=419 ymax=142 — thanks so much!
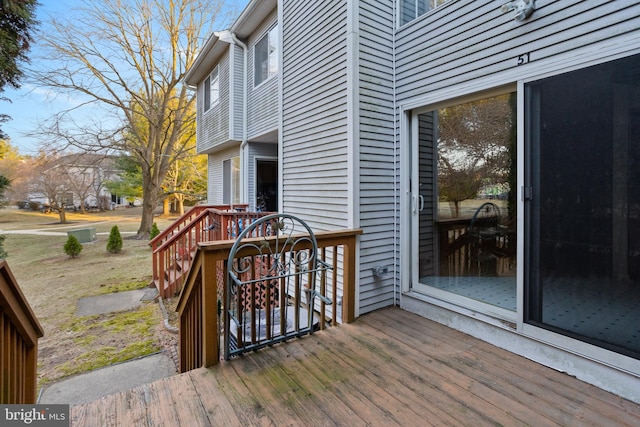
xmin=341 ymin=235 xmax=357 ymax=323
xmin=201 ymin=251 xmax=219 ymax=367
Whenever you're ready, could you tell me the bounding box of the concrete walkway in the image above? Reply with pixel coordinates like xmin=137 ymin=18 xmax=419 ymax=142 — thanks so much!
xmin=75 ymin=288 xmax=155 ymax=316
xmin=38 ymin=353 xmax=177 ymax=405
xmin=38 ymin=288 xmax=178 ymax=405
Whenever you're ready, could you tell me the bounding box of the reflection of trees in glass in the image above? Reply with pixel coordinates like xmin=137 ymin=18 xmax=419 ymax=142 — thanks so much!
xmin=438 ymin=94 xmax=514 ymax=217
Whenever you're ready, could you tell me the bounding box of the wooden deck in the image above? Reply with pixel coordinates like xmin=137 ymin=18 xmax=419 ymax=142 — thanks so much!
xmin=70 ymin=307 xmax=640 ymax=426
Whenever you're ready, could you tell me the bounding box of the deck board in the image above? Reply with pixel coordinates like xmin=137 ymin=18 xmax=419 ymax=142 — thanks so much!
xmin=70 ymin=307 xmax=640 ymax=426
xmin=367 ymin=309 xmax=567 ymax=425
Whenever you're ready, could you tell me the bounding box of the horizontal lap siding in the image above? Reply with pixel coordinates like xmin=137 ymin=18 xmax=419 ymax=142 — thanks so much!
xmin=358 ymin=0 xmax=396 ymax=313
xmin=197 ymin=53 xmax=231 ymax=154
xmin=207 ymin=145 xmax=240 ymax=204
xmin=247 ymin=11 xmax=279 ymax=140
xmin=282 ymin=0 xmax=349 ymax=231
xmin=232 ymin=44 xmax=244 ymax=140
xmin=395 ymin=0 xmax=640 ymax=103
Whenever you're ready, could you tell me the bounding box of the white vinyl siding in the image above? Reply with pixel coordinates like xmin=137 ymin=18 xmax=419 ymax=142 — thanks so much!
xmin=231 ymin=44 xmax=244 ymax=140
xmin=247 ymin=12 xmax=279 ymax=141
xmin=206 ymin=145 xmax=241 ymax=204
xmin=197 ymin=52 xmax=232 ymax=154
xmin=281 ymin=0 xmax=349 ymax=231
xmin=395 ymin=1 xmax=640 ymax=104
xmin=358 ymin=0 xmax=397 ymax=313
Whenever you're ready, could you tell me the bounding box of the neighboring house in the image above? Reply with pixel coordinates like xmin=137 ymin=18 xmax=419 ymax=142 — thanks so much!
xmin=31 ymin=153 xmax=129 ymax=210
xmin=185 ymin=0 xmax=640 ymax=402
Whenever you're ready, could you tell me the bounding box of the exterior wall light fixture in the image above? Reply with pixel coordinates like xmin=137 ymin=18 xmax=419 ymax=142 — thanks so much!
xmin=501 ymin=0 xmax=535 ymax=21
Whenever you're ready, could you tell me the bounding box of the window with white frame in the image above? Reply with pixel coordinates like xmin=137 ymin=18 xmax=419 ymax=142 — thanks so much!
xmin=223 ymin=156 xmax=241 ymax=205
xmin=204 ymin=67 xmax=219 ymax=112
xmin=254 ymin=25 xmax=278 ymax=87
xmin=399 ymin=0 xmax=449 ymax=26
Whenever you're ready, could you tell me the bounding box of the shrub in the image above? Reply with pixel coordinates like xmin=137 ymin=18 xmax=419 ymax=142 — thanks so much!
xmin=64 ymin=234 xmax=83 ymax=258
xmin=150 ymin=222 xmax=160 ymax=240
xmin=107 ymin=225 xmax=123 ymax=253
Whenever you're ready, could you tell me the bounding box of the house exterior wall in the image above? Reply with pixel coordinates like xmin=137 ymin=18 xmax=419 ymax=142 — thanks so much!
xmin=247 ymin=11 xmax=280 ymax=141
xmin=196 ymin=50 xmax=234 ymax=154
xmin=394 ymin=1 xmax=638 ymax=104
xmin=357 ymin=0 xmax=397 ymax=314
xmin=231 ymin=43 xmax=244 ymax=141
xmin=206 ymin=145 xmax=241 ymax=204
xmin=394 ymin=0 xmax=640 ymax=403
xmin=281 ymin=0 xmax=350 ymax=231
xmin=187 ymin=0 xmax=640 ymax=402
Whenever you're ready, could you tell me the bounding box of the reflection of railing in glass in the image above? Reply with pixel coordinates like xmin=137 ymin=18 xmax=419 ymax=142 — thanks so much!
xmin=467 ymin=202 xmax=514 ymax=276
xmin=436 ymin=202 xmax=515 ymax=278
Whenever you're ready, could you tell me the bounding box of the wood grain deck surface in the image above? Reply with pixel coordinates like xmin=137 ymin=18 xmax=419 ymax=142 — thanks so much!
xmin=71 ymin=307 xmax=640 ymax=426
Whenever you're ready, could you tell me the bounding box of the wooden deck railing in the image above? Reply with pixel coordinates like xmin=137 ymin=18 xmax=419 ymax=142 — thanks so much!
xmin=176 ymin=228 xmax=363 ymax=372
xmin=150 ymin=205 xmax=273 ymax=298
xmin=0 ymin=260 xmax=44 ymax=404
xmin=437 ymin=217 xmax=515 ymax=277
xmin=437 ymin=218 xmax=472 ymax=276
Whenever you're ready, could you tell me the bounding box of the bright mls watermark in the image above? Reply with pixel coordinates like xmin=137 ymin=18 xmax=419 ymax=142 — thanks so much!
xmin=1 ymin=405 xmax=69 ymax=426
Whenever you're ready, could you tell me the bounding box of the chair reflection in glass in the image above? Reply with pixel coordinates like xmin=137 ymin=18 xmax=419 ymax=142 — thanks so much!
xmin=467 ymin=202 xmax=513 ymax=276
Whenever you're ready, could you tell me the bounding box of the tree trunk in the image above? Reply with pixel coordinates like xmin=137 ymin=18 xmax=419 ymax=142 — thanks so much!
xmin=58 ymin=208 xmax=67 ymax=224
xmin=137 ymin=175 xmax=160 ymax=238
xmin=162 ymin=198 xmax=170 ymax=216
xmin=176 ymin=196 xmax=184 ymax=216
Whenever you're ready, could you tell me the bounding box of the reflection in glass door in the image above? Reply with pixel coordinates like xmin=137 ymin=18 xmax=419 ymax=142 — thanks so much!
xmin=412 ymin=92 xmax=517 ymax=312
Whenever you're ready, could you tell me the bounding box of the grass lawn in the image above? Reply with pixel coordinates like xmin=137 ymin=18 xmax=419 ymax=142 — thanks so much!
xmin=0 ymin=207 xmax=180 ymax=388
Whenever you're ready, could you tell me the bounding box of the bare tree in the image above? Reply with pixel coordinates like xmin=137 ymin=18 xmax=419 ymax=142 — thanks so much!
xmin=59 ymin=153 xmax=113 ymax=213
xmin=164 ymin=153 xmax=207 ymax=215
xmin=31 ymin=0 xmax=230 ymax=237
xmin=437 ymin=94 xmax=513 ymax=217
xmin=161 ymin=116 xmax=206 ymax=215
xmin=33 ymin=153 xmax=73 ymax=223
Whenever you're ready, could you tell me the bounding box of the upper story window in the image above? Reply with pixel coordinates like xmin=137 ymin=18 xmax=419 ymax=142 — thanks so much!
xmin=399 ymin=0 xmax=449 ymax=26
xmin=254 ymin=24 xmax=278 ymax=87
xmin=204 ymin=67 xmax=219 ymax=112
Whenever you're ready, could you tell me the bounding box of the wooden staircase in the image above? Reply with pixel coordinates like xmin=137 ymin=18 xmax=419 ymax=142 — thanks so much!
xmin=150 ymin=205 xmax=273 ymax=298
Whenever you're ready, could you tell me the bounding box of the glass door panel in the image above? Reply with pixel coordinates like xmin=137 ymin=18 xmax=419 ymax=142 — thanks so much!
xmin=525 ymin=54 xmax=640 ymax=359
xmin=413 ymin=92 xmax=517 ymax=312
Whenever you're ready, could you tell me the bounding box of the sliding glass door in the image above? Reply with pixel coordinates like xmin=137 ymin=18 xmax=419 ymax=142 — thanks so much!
xmin=411 ymin=91 xmax=518 ymax=315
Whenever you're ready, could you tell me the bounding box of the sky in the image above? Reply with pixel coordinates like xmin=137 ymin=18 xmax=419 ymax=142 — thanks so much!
xmin=1 ymin=0 xmax=249 ymax=155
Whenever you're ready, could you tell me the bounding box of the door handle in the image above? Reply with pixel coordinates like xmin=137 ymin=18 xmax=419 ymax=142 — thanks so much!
xmin=419 ymin=195 xmax=424 ymax=211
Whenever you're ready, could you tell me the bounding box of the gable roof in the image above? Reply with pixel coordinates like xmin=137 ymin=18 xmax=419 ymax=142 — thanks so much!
xmin=184 ymin=0 xmax=277 ymax=87
xmin=230 ymin=0 xmax=277 ymax=40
